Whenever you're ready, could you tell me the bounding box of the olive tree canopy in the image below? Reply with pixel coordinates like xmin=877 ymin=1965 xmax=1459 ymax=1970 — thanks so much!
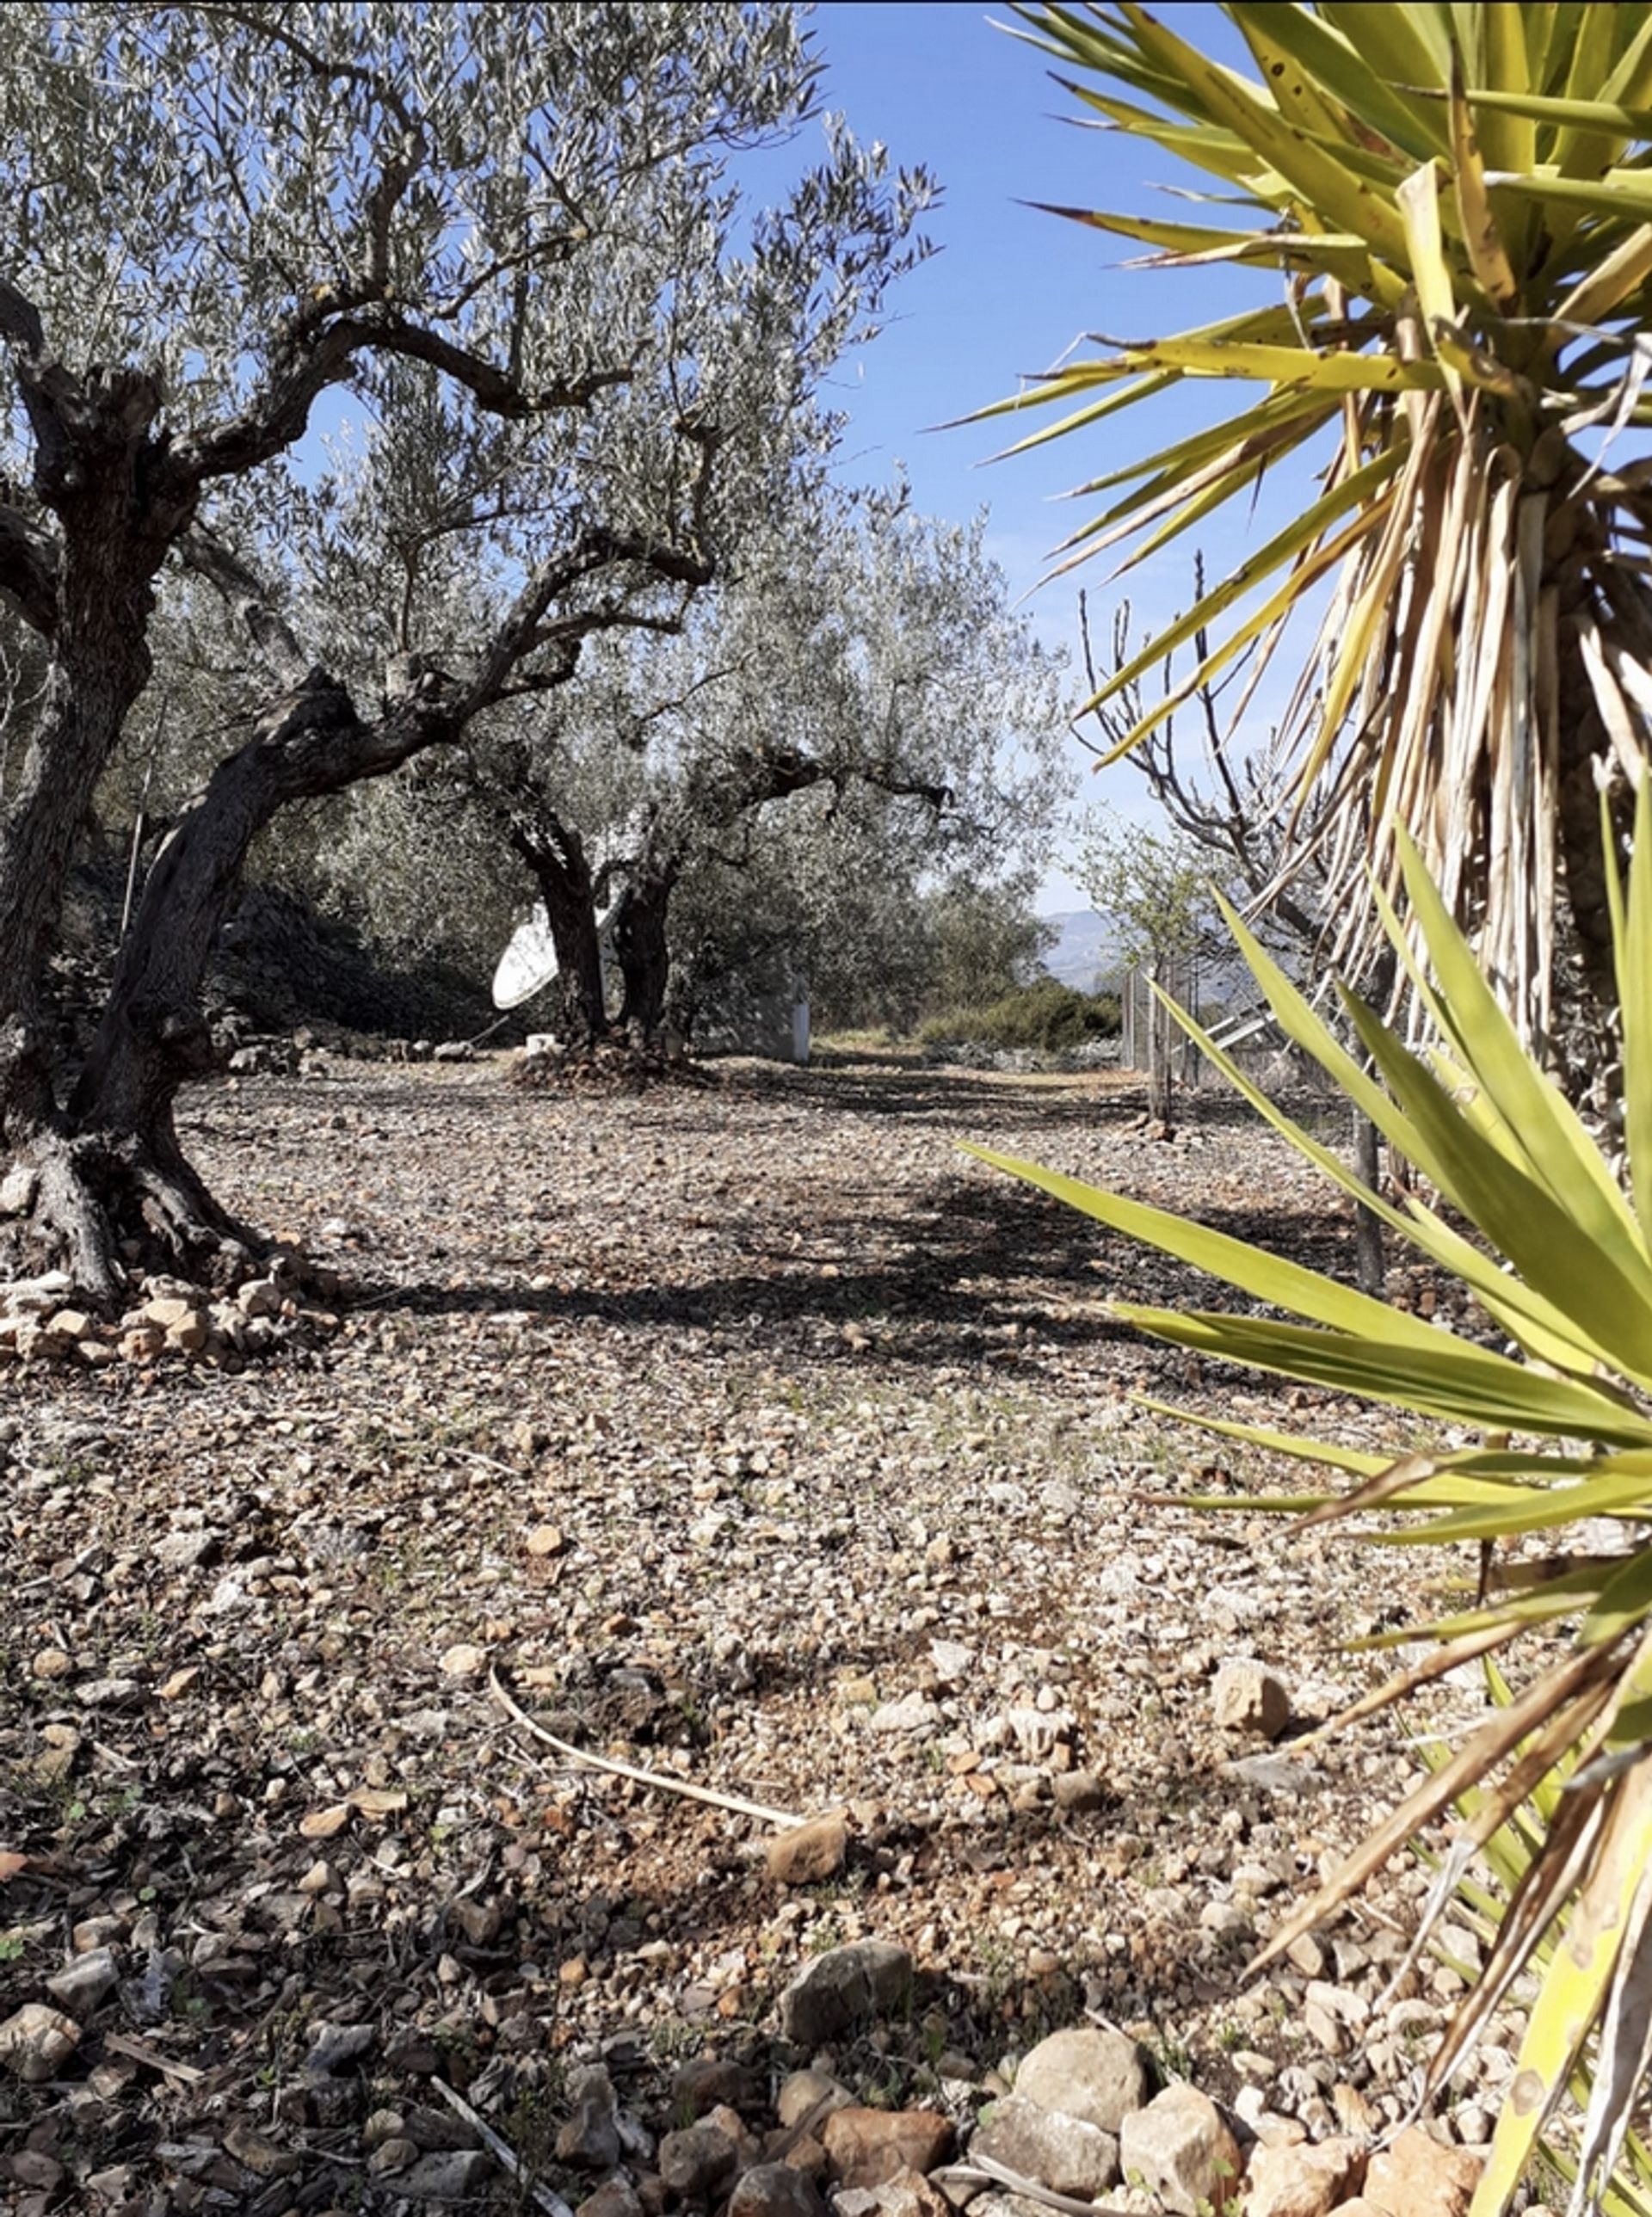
xmin=310 ymin=490 xmax=1071 ymax=1045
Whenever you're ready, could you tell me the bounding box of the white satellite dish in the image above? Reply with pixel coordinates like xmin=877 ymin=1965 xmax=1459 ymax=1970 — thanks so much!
xmin=492 ymin=904 xmax=559 ymax=1010
xmin=490 ymin=897 xmax=623 ymax=1011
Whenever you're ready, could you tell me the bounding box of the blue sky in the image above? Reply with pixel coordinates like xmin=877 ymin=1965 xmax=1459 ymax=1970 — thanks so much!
xmin=792 ymin=3 xmax=1300 ymax=909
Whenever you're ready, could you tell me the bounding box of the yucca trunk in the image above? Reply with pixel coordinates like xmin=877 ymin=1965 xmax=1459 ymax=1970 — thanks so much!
xmin=991 ymin=1 xmax=1652 ymax=1053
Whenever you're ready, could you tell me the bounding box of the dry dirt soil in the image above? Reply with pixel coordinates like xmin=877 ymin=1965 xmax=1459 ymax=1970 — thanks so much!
xmin=0 ymin=1055 xmax=1526 ymax=2212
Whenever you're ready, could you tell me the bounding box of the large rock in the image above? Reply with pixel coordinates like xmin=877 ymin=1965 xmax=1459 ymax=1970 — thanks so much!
xmin=971 ymin=2093 xmax=1119 ymax=2197
xmin=821 ymin=2107 xmax=954 ymax=2188
xmin=1119 ymin=2085 xmax=1242 ymax=2216
xmin=1362 ymin=2125 xmax=1483 ymax=2217
xmin=658 ymin=2122 xmax=740 ymax=2199
xmin=1014 ymin=2027 xmax=1151 ymax=2134
xmin=777 ymin=2132 xmax=829 ymax=2183
xmin=0 ymin=2003 xmax=79 ymax=2083
xmin=45 ymin=1946 xmax=120 ymax=2017
xmin=1212 ymin=1660 xmax=1291 ymax=1740
xmin=577 ymin=2183 xmax=645 ymax=2217
xmin=868 ymin=1692 xmax=937 ymax=1734
xmin=767 ymin=1814 xmax=849 ymax=1888
xmin=304 ymin=2019 xmax=375 ymax=2075
xmin=557 ymin=2064 xmax=623 ymax=2170
xmin=396 ymin=2150 xmax=496 ymax=2200
xmin=868 ymin=2169 xmax=952 ymax=2217
xmin=0 ymin=1163 xmax=39 ymax=1215
xmin=778 ymin=2070 xmax=854 ymax=2133
xmin=1051 ymin=1769 xmax=1106 ymax=1813
xmin=704 ymin=2103 xmax=763 ymax=2171
xmin=728 ymin=2165 xmax=829 ymax=2217
xmin=1243 ymin=2135 xmax=1365 ymax=2217
xmin=673 ymin=2058 xmax=766 ymax=2121
xmin=152 ymin=1530 xmax=221 ymax=1572
xmin=779 ymin=1941 xmax=913 ymax=2047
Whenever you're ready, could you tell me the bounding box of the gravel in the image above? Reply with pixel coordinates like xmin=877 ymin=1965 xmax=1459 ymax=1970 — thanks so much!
xmin=0 ymin=1054 xmax=1550 ymax=2209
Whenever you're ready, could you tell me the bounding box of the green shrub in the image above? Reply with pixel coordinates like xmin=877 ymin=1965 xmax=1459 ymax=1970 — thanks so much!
xmin=918 ymin=976 xmax=1119 ymax=1056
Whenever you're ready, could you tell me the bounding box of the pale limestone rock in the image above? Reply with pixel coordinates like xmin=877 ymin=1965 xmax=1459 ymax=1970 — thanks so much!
xmin=868 ymin=2168 xmax=952 ymax=2217
xmin=1212 ymin=1659 xmax=1291 ymax=1739
xmin=1242 ymin=2134 xmax=1365 ymax=2217
xmin=971 ymin=2092 xmax=1119 ymax=2196
xmin=1362 ymin=2125 xmax=1483 ymax=2217
xmin=0 ymin=2003 xmax=80 ymax=2083
xmin=1118 ymin=2085 xmax=1242 ymax=2216
xmin=777 ymin=2070 xmax=854 ymax=2132
xmin=868 ymin=1690 xmax=936 ymax=1734
xmin=0 ymin=1163 xmax=39 ymax=1214
xmin=1014 ymin=2027 xmax=1151 ymax=2135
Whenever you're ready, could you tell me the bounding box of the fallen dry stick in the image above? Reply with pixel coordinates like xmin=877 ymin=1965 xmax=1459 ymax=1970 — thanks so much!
xmin=432 ymin=2076 xmax=576 ymax=2217
xmin=489 ymin=1666 xmax=804 ymax=1828
xmin=932 ymin=2157 xmax=1141 ymax=2217
xmin=102 ymin=2034 xmax=206 ymax=2085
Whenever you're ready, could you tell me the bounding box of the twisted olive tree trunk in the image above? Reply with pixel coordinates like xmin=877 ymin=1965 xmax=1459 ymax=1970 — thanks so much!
xmin=13 ymin=674 xmax=453 ymax=1305
xmin=613 ymin=865 xmax=680 ymax=1045
xmin=507 ymin=822 xmax=608 ymax=1045
xmin=0 ymin=373 xmax=199 ymax=1298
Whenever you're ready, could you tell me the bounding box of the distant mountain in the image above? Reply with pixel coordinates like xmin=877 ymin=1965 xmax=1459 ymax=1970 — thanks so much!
xmin=1037 ymin=909 xmax=1121 ymax=993
xmin=1036 ymin=908 xmax=1285 ymax=1020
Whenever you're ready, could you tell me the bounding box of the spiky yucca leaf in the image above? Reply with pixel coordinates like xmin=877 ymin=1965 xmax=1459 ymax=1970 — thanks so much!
xmin=990 ymin=2 xmax=1652 ymax=1036
xmin=1419 ymin=1674 xmax=1652 ymax=2217
xmin=970 ymin=789 xmax=1652 ymax=2214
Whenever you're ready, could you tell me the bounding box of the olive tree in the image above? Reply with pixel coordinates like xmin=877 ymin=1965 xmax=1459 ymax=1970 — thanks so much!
xmin=328 ymin=493 xmax=1072 ymax=1045
xmin=0 ymin=1 xmax=930 ymax=1301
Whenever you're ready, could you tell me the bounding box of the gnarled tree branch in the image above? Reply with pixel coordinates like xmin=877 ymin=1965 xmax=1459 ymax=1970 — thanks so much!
xmin=0 ymin=502 xmax=59 ymax=636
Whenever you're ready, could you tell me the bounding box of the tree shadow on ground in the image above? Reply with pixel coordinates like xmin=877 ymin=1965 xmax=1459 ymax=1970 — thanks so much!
xmin=364 ymin=1175 xmax=1375 ymax=1373
xmin=718 ymin=1056 xmax=1349 ymax=1136
xmin=213 ymin=1058 xmax=1377 ymax=1371
xmin=200 ymin=1056 xmax=1348 ymax=1149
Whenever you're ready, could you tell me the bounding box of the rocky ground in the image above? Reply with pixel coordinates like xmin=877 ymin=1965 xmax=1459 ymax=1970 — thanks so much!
xmin=0 ymin=1055 xmax=1571 ymax=2214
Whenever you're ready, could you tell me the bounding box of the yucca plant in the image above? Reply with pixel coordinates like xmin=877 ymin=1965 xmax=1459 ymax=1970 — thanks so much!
xmin=969 ymin=785 xmax=1652 ymax=2216
xmin=1421 ymin=1670 xmax=1652 ymax=2217
xmin=987 ymin=2 xmax=1652 ymax=1043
